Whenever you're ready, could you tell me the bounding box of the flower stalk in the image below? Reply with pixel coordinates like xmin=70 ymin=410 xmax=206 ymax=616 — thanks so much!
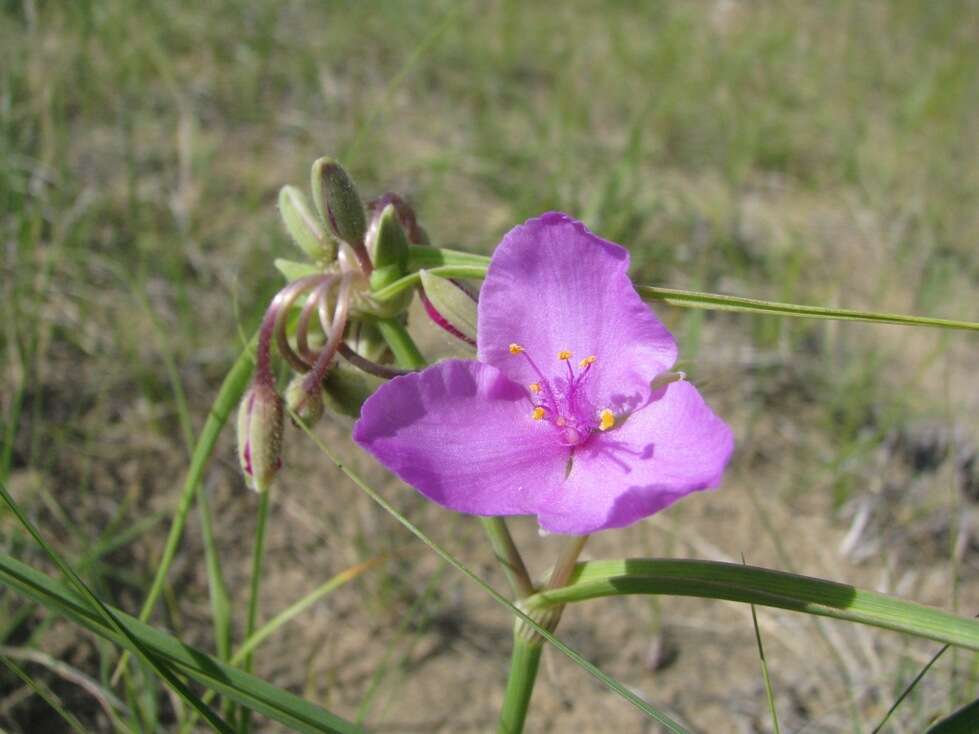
xmin=499 ymin=534 xmax=590 ymax=733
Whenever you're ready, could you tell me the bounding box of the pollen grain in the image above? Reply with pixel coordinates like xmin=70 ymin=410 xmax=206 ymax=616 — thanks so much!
xmin=599 ymin=409 xmax=615 ymax=431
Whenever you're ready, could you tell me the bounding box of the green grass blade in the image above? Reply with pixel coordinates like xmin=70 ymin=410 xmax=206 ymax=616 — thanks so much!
xmin=746 ymin=576 xmax=781 ymax=734
xmin=872 ymin=643 xmax=949 ymax=733
xmin=524 ymin=559 xmax=979 ymax=651
xmin=179 ymin=555 xmax=389 ymax=734
xmin=0 ymin=644 xmax=131 ymax=727
xmin=0 ymin=653 xmax=92 ymax=734
xmin=0 ymin=481 xmax=235 ymax=733
xmin=635 ymin=286 xmax=979 ymax=332
xmin=240 ymin=488 xmax=271 ymax=734
xmin=383 ymin=257 xmax=979 ymax=333
xmin=925 ymin=698 xmax=979 ymax=733
xmin=139 ymin=283 xmax=235 ymax=720
xmin=0 ymin=553 xmax=362 ymax=734
xmin=231 ymin=554 xmax=390 ymax=666
xmin=112 ymin=330 xmax=257 ymax=683
xmin=197 ymin=490 xmax=232 ymax=662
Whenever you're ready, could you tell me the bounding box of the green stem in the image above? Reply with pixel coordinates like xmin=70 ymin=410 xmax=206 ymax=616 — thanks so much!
xmin=497 ymin=635 xmax=543 ymax=734
xmin=376 ymin=318 xmax=426 ymax=369
xmin=480 ymin=517 xmax=534 ymax=598
xmin=498 ymin=535 xmax=590 ymax=734
xmin=111 ymin=332 xmax=258 ymax=684
xmin=374 ymin=263 xmax=979 ymax=333
xmin=241 ymin=488 xmax=271 ymax=734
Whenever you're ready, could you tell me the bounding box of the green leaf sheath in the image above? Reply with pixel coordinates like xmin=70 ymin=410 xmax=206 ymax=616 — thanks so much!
xmin=525 ymin=559 xmax=979 ymax=651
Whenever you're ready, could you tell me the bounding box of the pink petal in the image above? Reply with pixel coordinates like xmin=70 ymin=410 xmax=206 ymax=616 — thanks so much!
xmin=536 ymin=380 xmax=734 ymax=534
xmin=353 ymin=360 xmax=569 ymax=516
xmin=477 ymin=212 xmax=677 ymax=412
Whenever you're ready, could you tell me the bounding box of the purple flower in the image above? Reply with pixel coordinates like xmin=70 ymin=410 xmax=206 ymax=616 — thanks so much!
xmin=353 ymin=213 xmax=734 ymax=534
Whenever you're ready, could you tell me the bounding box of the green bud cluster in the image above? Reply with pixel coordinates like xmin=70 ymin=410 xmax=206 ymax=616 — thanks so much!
xmin=237 ymin=153 xmax=480 ymax=495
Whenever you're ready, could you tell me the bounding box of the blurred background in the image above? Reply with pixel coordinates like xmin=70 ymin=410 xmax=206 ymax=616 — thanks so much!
xmin=2 ymin=1 xmax=978 ymax=731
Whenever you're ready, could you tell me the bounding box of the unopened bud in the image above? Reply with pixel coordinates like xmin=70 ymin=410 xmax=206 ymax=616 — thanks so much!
xmin=278 ymin=185 xmax=336 ymax=263
xmin=322 ymin=363 xmax=382 ymax=418
xmin=285 ymin=375 xmax=324 ymax=427
xmin=236 ymin=382 xmax=284 ymax=493
xmin=367 ymin=193 xmax=429 ymax=245
xmin=367 ymin=204 xmax=410 ymax=292
xmin=310 ymin=157 xmax=366 ymax=246
xmin=419 ymin=270 xmax=477 ymax=346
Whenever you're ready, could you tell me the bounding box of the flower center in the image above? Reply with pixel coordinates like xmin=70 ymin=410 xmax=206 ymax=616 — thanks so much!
xmin=508 ymin=343 xmax=616 ymax=446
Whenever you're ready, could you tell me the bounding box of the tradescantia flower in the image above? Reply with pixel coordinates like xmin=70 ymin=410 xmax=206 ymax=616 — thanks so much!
xmin=353 ymin=213 xmax=733 ymax=534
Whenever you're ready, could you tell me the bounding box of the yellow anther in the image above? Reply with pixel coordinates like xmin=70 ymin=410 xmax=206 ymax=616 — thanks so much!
xmin=531 ymin=406 xmax=546 ymax=421
xmin=579 ymin=355 xmax=596 ymax=368
xmin=529 ymin=382 xmax=541 ymax=394
xmin=558 ymin=349 xmax=572 ymax=361
xmin=509 ymin=343 xmax=524 ymax=355
xmin=599 ymin=409 xmax=615 ymax=431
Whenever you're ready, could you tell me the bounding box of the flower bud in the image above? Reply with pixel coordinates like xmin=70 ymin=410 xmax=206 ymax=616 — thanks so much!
xmin=284 ymin=375 xmax=324 ymax=428
xmin=367 ymin=193 xmax=429 ymax=245
xmin=322 ymin=363 xmax=382 ymax=418
xmin=278 ymin=185 xmax=336 ymax=263
xmin=236 ymin=382 xmax=284 ymax=493
xmin=419 ymin=269 xmax=477 ymax=345
xmin=310 ymin=157 xmax=366 ymax=246
xmin=367 ymin=204 xmax=410 ymax=292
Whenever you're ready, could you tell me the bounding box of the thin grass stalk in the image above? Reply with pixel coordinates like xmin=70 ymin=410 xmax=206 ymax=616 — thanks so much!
xmin=0 ymin=482 xmax=235 ymax=733
xmin=240 ymin=489 xmax=271 ymax=734
xmin=178 ymin=556 xmax=389 ymax=734
xmin=749 ymin=601 xmax=781 ymax=734
xmin=0 ymin=553 xmax=360 ymax=734
xmin=0 ymin=654 xmax=91 ymax=734
xmin=378 ymin=257 xmax=979 ymax=333
xmin=111 ymin=332 xmax=257 ymax=684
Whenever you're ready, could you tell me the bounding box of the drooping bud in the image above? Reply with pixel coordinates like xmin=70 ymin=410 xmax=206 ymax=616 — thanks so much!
xmin=284 ymin=375 xmax=324 ymax=428
xmin=321 ymin=363 xmax=382 ymax=418
xmin=236 ymin=382 xmax=284 ymax=493
xmin=419 ymin=269 xmax=477 ymax=346
xmin=310 ymin=157 xmax=366 ymax=246
xmin=278 ymin=185 xmax=336 ymax=263
xmin=367 ymin=203 xmax=410 ymax=292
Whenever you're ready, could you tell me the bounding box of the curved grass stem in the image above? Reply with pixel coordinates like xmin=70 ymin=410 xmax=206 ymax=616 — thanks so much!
xmin=240 ymin=489 xmax=271 ymax=734
xmin=111 ymin=331 xmax=258 ymax=685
